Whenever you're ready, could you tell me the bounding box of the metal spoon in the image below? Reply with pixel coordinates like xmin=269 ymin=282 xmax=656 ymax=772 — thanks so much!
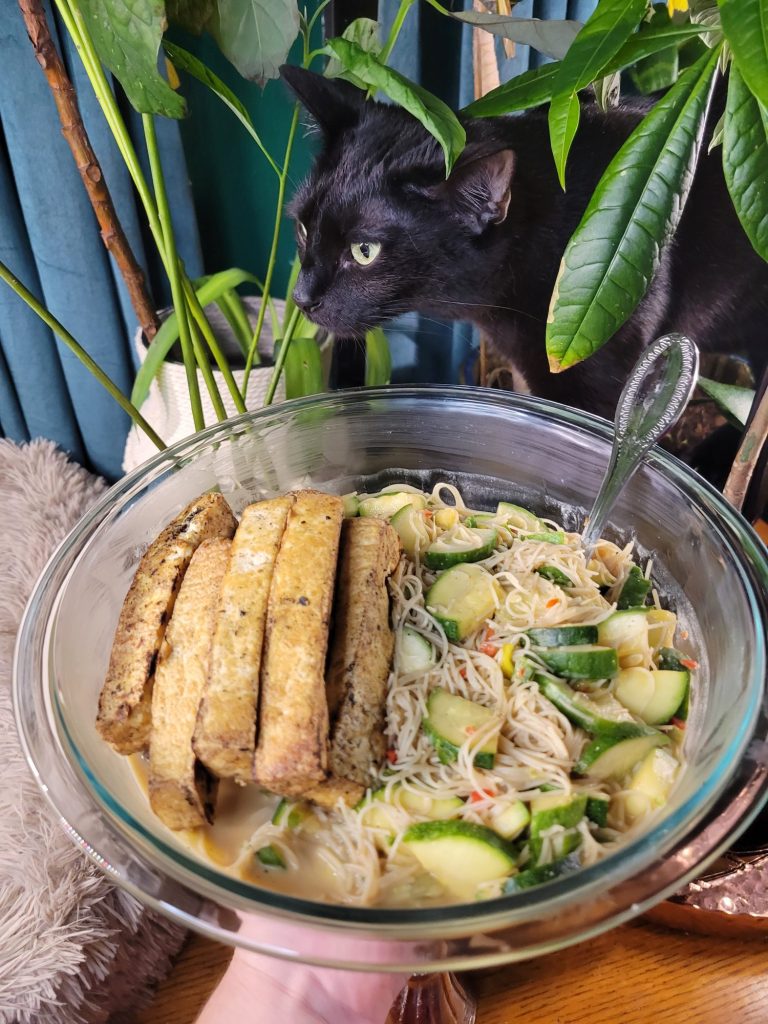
xmin=582 ymin=333 xmax=700 ymax=552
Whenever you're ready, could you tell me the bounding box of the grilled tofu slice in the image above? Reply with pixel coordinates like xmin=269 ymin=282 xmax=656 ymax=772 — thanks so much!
xmin=253 ymin=490 xmax=344 ymax=796
xmin=194 ymin=495 xmax=294 ymax=781
xmin=97 ymin=492 xmax=237 ymax=754
xmin=310 ymin=517 xmax=401 ymax=805
xmin=149 ymin=537 xmax=231 ymax=830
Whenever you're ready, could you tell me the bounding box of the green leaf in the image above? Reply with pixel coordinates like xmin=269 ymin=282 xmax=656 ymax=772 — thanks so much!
xmin=723 ymin=63 xmax=768 ymax=261
xmin=283 ymin=253 xmax=302 ymax=323
xmin=718 ymin=0 xmax=768 ymax=108
xmin=364 ymin=328 xmax=392 ymax=387
xmin=594 ymin=71 xmax=621 ymax=111
xmin=281 ymin=336 xmax=325 ymax=398
xmin=698 ymin=376 xmax=755 ymax=427
xmin=79 ymin=0 xmax=186 ymax=118
xmin=447 ymin=11 xmax=582 ymax=60
xmin=708 ymin=109 xmax=726 ymax=151
xmin=215 ymin=289 xmax=253 ymax=357
xmin=628 ymin=4 xmax=679 ymax=94
xmin=546 ymin=47 xmax=720 ymax=373
xmin=132 ymin=267 xmax=261 ymax=407
xmin=324 ymin=38 xmax=466 ymax=175
xmin=212 ymin=0 xmax=300 ymax=82
xmin=166 ymin=0 xmax=214 ymax=34
xmin=163 ymin=41 xmax=277 ymax=171
xmin=325 ymin=17 xmax=381 ymax=86
xmin=549 ymin=0 xmax=648 ymax=188
xmin=463 ymin=23 xmax=708 ymax=118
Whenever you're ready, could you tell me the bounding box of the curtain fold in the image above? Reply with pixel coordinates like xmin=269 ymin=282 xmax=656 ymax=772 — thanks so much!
xmin=0 ymin=1 xmax=202 ymax=479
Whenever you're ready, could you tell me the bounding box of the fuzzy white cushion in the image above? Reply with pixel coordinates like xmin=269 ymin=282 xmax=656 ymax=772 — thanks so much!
xmin=0 ymin=439 xmax=185 ymax=1024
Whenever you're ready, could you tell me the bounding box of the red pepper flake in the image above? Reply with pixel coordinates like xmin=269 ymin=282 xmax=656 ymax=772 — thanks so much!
xmin=483 ymin=626 xmax=495 ymax=641
xmin=465 ymin=725 xmax=477 ymax=736
xmin=671 ymin=718 xmax=687 ymax=731
xmin=422 ymin=509 xmax=433 ymax=518
xmin=479 ymin=642 xmax=499 ymax=657
xmin=546 ymin=597 xmax=559 ymax=608
xmin=680 ymin=658 xmax=699 ymax=670
xmin=470 ymin=788 xmax=495 ymax=803
xmin=459 ymin=667 xmax=468 ymax=679
xmin=386 ymin=749 xmax=398 ymax=764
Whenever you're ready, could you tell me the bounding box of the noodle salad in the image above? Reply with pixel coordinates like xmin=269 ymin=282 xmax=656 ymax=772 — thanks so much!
xmin=246 ymin=482 xmax=695 ymax=906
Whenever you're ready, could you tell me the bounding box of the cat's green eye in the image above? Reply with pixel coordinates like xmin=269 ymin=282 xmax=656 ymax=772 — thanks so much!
xmin=350 ymin=241 xmax=381 ymax=266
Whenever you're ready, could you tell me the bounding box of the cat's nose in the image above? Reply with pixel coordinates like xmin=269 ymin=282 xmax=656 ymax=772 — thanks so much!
xmin=293 ymin=278 xmax=324 ymax=316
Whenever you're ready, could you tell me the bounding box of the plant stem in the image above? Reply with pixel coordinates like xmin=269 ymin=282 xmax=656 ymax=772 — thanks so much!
xmin=186 ymin=310 xmax=227 ymax=421
xmin=142 ymin=114 xmax=204 ymax=432
xmin=379 ymin=0 xmax=417 ymax=63
xmin=242 ymin=103 xmax=301 ymax=394
xmin=0 ymin=259 xmax=166 ymax=450
xmin=183 ymin=276 xmax=247 ymax=413
xmin=265 ymin=306 xmax=302 ymax=406
xmin=307 ymin=0 xmax=334 ymax=36
xmin=20 ymin=0 xmax=160 ymax=340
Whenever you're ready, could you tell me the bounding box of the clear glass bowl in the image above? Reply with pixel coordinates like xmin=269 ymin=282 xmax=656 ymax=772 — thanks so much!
xmin=13 ymin=387 xmax=768 ymax=972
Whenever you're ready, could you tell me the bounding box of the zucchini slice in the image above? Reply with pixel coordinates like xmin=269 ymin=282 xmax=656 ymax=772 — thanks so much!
xmin=402 ymin=820 xmax=517 ymax=900
xmin=398 ymin=627 xmax=437 ymax=674
xmin=529 ymin=793 xmax=587 ymax=836
xmin=528 ymin=827 xmax=582 ymax=866
xmin=527 ymin=625 xmax=599 ymax=647
xmin=576 ymin=731 xmax=670 ymax=780
xmin=534 ymin=565 xmax=573 ymax=587
xmin=359 ymin=491 xmax=426 ymax=519
xmin=536 ymin=675 xmax=653 ymax=740
xmin=523 ymin=531 xmax=566 ymax=544
xmin=597 ymin=610 xmax=650 ymax=668
xmin=496 ymin=501 xmax=542 ymax=532
xmin=615 ymin=667 xmax=690 ymax=725
xmin=504 ymin=853 xmax=581 ymax=892
xmin=342 ymin=493 xmax=360 ymax=517
xmin=425 ymin=563 xmax=503 ymax=642
xmin=536 ymin=644 xmax=619 ymax=681
xmin=423 ymin=687 xmax=499 ymax=769
xmin=624 ymin=747 xmax=679 ymax=821
xmin=584 ymin=792 xmax=610 ymax=827
xmin=647 ymin=608 xmax=677 ymax=649
xmin=256 ymin=845 xmax=286 ymax=868
xmin=617 ymin=565 xmax=652 ymax=609
xmin=423 ymin=527 xmax=497 ymax=570
xmin=391 ymin=503 xmax=429 ymax=560
xmin=489 ymin=800 xmax=531 ymax=840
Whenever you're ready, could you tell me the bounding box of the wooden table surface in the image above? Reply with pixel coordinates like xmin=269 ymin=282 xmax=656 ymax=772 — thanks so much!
xmin=136 ymin=915 xmax=768 ymax=1023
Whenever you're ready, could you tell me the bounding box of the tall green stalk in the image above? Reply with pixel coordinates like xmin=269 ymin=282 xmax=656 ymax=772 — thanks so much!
xmin=183 ymin=278 xmax=247 ymax=414
xmin=265 ymin=306 xmax=302 ymax=406
xmin=380 ymin=0 xmax=417 ymax=63
xmin=142 ymin=114 xmax=205 ymax=432
xmin=0 ymin=259 xmax=166 ymax=451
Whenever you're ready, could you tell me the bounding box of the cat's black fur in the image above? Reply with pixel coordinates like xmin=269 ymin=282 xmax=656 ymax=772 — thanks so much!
xmin=282 ymin=66 xmax=768 ymax=422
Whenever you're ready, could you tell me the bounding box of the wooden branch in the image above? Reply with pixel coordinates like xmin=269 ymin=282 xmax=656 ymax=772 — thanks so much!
xmin=18 ymin=0 xmax=160 ymax=340
xmin=723 ymin=370 xmax=768 ymax=518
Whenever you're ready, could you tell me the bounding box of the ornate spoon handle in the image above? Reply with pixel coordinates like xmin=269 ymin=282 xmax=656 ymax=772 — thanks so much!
xmin=386 ymin=971 xmax=476 ymax=1024
xmin=582 ymin=333 xmax=699 ymax=551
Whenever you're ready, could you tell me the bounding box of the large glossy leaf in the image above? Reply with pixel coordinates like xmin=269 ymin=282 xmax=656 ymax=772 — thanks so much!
xmin=163 ymin=41 xmax=276 ymax=169
xmin=79 ymin=0 xmax=186 ymax=117
xmin=698 ymin=376 xmax=755 ymax=427
xmin=549 ymin=0 xmax=648 ymax=188
xmin=723 ymin=63 xmax=768 ymax=261
xmin=546 ymin=47 xmax=719 ymax=373
xmin=324 ymin=38 xmax=466 ymax=174
xmin=166 ymin=0 xmax=214 ymax=34
xmin=628 ymin=4 xmax=679 ymax=94
xmin=718 ymin=0 xmax=768 ymax=108
xmin=132 ymin=268 xmax=261 ymax=407
xmin=448 ymin=10 xmax=581 ymax=60
xmin=463 ymin=22 xmax=706 ymax=117
xmin=212 ymin=0 xmax=300 ymax=82
xmin=364 ymin=328 xmax=392 ymax=386
xmin=325 ymin=17 xmax=380 ymax=86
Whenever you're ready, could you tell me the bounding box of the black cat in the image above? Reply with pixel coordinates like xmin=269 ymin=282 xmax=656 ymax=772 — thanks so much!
xmin=281 ymin=66 xmax=767 ymax=426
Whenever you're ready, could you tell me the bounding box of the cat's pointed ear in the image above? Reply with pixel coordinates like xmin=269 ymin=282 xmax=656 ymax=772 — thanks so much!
xmin=446 ymin=149 xmax=516 ymax=235
xmin=280 ymin=65 xmax=365 ymax=137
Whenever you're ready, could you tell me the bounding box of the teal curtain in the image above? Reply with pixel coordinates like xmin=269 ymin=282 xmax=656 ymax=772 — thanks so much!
xmin=0 ymin=1 xmax=203 ymax=480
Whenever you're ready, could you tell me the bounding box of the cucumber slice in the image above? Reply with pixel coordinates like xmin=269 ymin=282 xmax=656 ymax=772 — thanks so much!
xmin=465 ymin=513 xmax=497 ymax=528
xmin=342 ymin=492 xmax=360 ymax=517
xmin=625 ymin=747 xmax=679 ymax=820
xmin=530 ymin=793 xmax=587 ymax=836
xmin=271 ymin=799 xmax=320 ymax=834
xmin=647 ymin=608 xmax=677 ymax=649
xmin=614 ymin=668 xmax=656 ymax=716
xmin=489 ymin=800 xmax=531 ymax=840
xmin=535 ymin=565 xmax=573 ymax=587
xmin=256 ymin=845 xmax=286 ymax=868
xmin=504 ymin=853 xmax=581 ymax=892
xmin=423 ymin=688 xmax=499 ymax=769
xmin=657 ymin=647 xmax=688 ymax=671
xmin=576 ymin=731 xmax=670 ymax=780
xmin=434 ymin=507 xmax=459 ymax=530
xmin=359 ymin=492 xmax=427 ymax=519
xmin=402 ymin=820 xmax=517 ymax=900
xmin=390 ymin=503 xmax=429 ymax=559
xmin=423 ymin=527 xmax=497 ymax=570
xmin=425 ymin=563 xmax=503 ymax=642
xmin=399 ymin=787 xmax=464 ymax=819
xmin=527 ymin=625 xmax=599 ymax=647
xmin=496 ymin=501 xmax=542 ymax=532
xmin=357 ymin=785 xmax=463 ymax=847
xmin=536 ymin=675 xmax=653 ymax=740
xmin=528 ymin=827 xmax=582 ymax=865
xmin=644 ymin=670 xmax=690 ymax=725
xmin=597 ymin=610 xmax=650 ymax=668
xmin=398 ymin=627 xmax=437 ymax=674
xmin=584 ymin=792 xmax=610 ymax=827
xmin=523 ymin=531 xmax=566 ymax=544
xmin=617 ymin=565 xmax=651 ymax=609
xmin=536 ymin=644 xmax=619 ymax=681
